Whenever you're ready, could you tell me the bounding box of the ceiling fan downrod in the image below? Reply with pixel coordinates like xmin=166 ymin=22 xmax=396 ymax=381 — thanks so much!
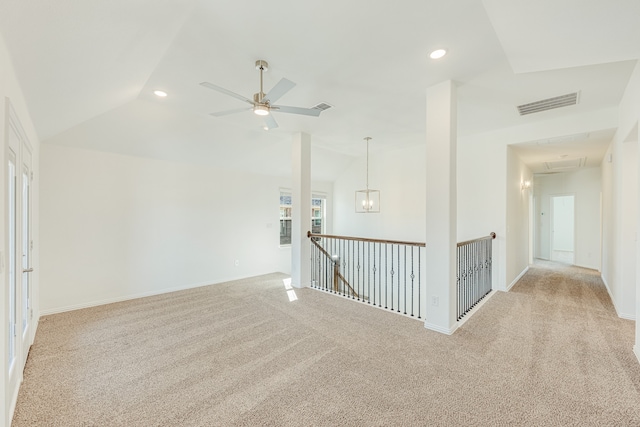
xmin=254 ymin=60 xmax=268 ymax=104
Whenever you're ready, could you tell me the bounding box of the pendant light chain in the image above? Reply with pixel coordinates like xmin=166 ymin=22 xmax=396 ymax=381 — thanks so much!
xmin=365 ymin=136 xmax=372 ymax=190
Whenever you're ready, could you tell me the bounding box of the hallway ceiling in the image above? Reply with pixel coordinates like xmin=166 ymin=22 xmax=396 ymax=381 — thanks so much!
xmin=0 ymin=0 xmax=638 ymax=179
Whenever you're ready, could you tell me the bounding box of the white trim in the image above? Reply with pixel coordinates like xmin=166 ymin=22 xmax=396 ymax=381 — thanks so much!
xmin=308 ymin=286 xmax=423 ymax=322
xmin=506 ymin=265 xmax=529 ymax=291
xmin=456 ymin=290 xmax=498 ymax=328
xmin=424 ymin=320 xmax=458 ymax=335
xmin=8 ymin=380 xmax=19 ymax=427
xmin=599 ymin=274 xmax=635 ymax=320
xmin=634 ymin=346 xmax=640 ymax=365
xmin=601 ymin=274 xmax=612 ymax=296
xmin=39 ymin=276 xmax=248 ymax=316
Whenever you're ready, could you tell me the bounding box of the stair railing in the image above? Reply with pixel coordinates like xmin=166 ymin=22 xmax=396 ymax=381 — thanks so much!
xmin=308 ymin=231 xmax=426 ymax=319
xmin=456 ymin=232 xmax=496 ymax=320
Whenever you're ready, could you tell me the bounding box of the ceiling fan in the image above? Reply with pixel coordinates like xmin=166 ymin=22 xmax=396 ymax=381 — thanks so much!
xmin=200 ymin=60 xmax=323 ymax=130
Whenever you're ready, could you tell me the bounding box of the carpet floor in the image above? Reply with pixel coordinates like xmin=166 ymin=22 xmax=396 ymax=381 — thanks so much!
xmin=12 ymin=261 xmax=640 ymax=426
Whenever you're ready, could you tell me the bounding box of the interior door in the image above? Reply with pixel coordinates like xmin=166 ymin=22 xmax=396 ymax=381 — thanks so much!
xmin=6 ymin=112 xmax=20 ymax=402
xmin=20 ymin=143 xmax=32 ymax=365
xmin=551 ymin=194 xmax=575 ymax=264
xmin=5 ymin=101 xmax=34 ymax=408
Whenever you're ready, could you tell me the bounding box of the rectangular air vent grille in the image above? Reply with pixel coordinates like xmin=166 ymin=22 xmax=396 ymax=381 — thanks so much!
xmin=517 ymin=92 xmax=579 ymax=116
xmin=544 ymin=157 xmax=586 ymax=171
xmin=312 ymin=102 xmax=333 ymax=111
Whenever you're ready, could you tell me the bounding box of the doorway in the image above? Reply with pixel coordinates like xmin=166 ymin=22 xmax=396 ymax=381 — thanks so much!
xmin=5 ymin=99 xmax=34 ymax=409
xmin=550 ymin=194 xmax=575 ymax=264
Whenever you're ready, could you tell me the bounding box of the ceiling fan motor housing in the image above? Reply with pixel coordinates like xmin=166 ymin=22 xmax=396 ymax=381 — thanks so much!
xmin=253 ymin=92 xmax=267 ymax=104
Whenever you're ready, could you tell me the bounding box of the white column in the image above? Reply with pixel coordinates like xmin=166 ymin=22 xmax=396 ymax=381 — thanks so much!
xmin=291 ymin=132 xmax=311 ymax=288
xmin=424 ymin=80 xmax=457 ymax=334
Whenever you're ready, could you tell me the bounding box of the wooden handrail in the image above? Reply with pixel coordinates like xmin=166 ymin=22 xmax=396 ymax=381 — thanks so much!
xmin=307 ymin=231 xmax=426 ymax=247
xmin=336 ymin=271 xmax=359 ymax=298
xmin=309 ymin=237 xmax=359 ymax=298
xmin=457 ymin=232 xmax=496 ymax=247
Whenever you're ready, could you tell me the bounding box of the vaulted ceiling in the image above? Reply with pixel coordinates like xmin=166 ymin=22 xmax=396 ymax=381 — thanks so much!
xmin=1 ymin=0 xmax=638 ymax=179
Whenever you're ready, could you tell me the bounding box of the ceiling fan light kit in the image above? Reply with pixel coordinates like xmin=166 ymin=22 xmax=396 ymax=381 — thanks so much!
xmin=200 ymin=59 xmax=323 ymax=129
xmin=253 ymin=105 xmax=269 ymax=116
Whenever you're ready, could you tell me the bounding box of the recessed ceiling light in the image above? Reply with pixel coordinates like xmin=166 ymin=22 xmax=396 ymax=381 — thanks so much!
xmin=263 ymin=126 xmax=269 ymax=131
xmin=429 ymin=49 xmax=447 ymax=59
xmin=154 ymin=90 xmax=168 ymax=97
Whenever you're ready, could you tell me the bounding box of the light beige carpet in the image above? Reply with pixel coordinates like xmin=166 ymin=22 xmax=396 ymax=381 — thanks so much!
xmin=13 ymin=262 xmax=640 ymax=426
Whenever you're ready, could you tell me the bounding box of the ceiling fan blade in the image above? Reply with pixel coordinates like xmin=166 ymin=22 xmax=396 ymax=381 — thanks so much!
xmin=263 ymin=114 xmax=279 ymax=130
xmin=272 ymin=105 xmax=321 ymax=117
xmin=263 ymin=78 xmax=296 ymax=104
xmin=199 ymin=82 xmax=254 ymax=105
xmin=209 ymin=107 xmax=252 ymax=117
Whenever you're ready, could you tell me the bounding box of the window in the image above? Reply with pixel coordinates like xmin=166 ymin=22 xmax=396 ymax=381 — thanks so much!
xmin=280 ymin=192 xmax=292 ymax=245
xmin=311 ymin=196 xmax=324 ymax=235
xmin=279 ymin=191 xmax=326 ymax=246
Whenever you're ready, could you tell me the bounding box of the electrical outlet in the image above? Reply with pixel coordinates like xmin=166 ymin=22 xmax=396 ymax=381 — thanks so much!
xmin=234 ymin=260 xmax=240 ymax=267
xmin=431 ymin=296 xmax=439 ymax=306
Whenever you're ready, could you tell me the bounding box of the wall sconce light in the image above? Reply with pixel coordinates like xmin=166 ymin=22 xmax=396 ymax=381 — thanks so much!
xmin=521 ymin=180 xmax=532 ymax=191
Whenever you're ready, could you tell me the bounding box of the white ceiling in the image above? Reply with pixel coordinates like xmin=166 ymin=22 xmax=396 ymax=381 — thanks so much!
xmin=0 ymin=0 xmax=638 ymax=179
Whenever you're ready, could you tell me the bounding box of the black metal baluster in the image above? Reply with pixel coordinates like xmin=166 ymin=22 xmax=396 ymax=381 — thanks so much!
xmin=385 ymin=244 xmax=389 ymax=310
xmin=379 ymin=243 xmax=383 ymax=308
xmin=390 ymin=244 xmax=394 ymax=311
xmin=396 ymin=245 xmax=401 ymax=313
xmin=372 ymin=243 xmax=377 ymax=306
xmin=357 ymin=242 xmax=362 ymax=301
xmin=403 ymin=246 xmax=407 ymax=315
xmin=418 ymin=246 xmax=422 ymax=319
xmin=367 ymin=242 xmax=371 ymax=304
xmin=410 ymin=246 xmax=414 ymax=317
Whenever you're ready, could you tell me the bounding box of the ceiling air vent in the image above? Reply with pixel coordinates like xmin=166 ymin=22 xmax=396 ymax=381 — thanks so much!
xmin=517 ymin=92 xmax=579 ymax=116
xmin=544 ymin=157 xmax=586 ymax=171
xmin=312 ymin=102 xmax=333 ymax=112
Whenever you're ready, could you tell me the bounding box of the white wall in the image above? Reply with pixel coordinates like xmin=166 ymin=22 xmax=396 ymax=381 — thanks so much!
xmin=40 ymin=143 xmax=332 ymax=313
xmin=533 ymin=168 xmax=602 ymax=270
xmin=333 ymin=134 xmax=512 ymax=293
xmin=601 ymin=61 xmax=640 ymax=325
xmin=601 ymin=144 xmax=615 ymax=304
xmin=333 ymin=144 xmax=426 ymax=242
xmin=458 ymin=138 xmax=508 ymax=291
xmin=620 ymin=141 xmax=638 ymax=319
xmin=0 ymin=32 xmax=41 ymax=427
xmin=505 ymin=147 xmax=532 ymax=289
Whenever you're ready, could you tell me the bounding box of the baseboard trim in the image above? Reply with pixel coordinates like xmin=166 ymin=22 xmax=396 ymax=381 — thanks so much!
xmin=308 ymin=286 xmax=423 ymax=323
xmin=40 ymin=275 xmax=251 ymax=316
xmin=424 ymin=321 xmax=458 ymax=335
xmin=619 ymin=313 xmax=636 ymax=321
xmin=506 ymin=266 xmax=529 ymax=291
xmin=599 ymin=275 xmax=635 ymax=320
xmin=635 ymin=346 xmax=640 ymax=365
xmin=456 ymin=290 xmax=498 ymax=328
xmin=601 ymin=275 xmax=614 ymax=309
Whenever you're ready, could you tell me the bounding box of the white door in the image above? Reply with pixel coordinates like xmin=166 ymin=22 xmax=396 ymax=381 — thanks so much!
xmin=550 ymin=195 xmax=575 ymax=264
xmin=20 ymin=144 xmax=33 ymax=365
xmin=6 ymin=116 xmax=20 ymax=400
xmin=5 ymin=102 xmax=34 ymax=403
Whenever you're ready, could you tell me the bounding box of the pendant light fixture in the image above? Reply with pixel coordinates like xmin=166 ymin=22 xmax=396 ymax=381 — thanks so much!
xmin=355 ymin=137 xmax=380 ymax=213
